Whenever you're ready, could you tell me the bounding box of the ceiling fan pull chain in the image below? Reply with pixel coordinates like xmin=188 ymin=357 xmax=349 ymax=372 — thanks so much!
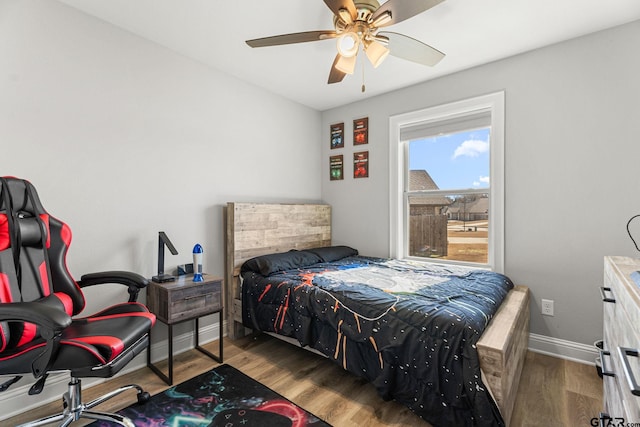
xmin=361 ymin=61 xmax=366 ymax=93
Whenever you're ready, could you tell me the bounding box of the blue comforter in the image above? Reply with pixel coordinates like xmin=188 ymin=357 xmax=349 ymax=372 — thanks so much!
xmin=241 ymin=250 xmax=513 ymax=427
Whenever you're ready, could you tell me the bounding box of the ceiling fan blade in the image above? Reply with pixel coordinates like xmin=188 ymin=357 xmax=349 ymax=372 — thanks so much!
xmin=246 ymin=30 xmax=337 ymax=48
xmin=382 ymin=32 xmax=445 ymax=66
xmin=371 ymin=0 xmax=445 ymax=27
xmin=323 ymin=0 xmax=357 ymax=22
xmin=328 ymin=54 xmax=347 ymax=84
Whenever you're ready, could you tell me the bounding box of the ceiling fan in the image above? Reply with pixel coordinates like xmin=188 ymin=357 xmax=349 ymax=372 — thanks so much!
xmin=245 ymin=0 xmax=447 ymax=85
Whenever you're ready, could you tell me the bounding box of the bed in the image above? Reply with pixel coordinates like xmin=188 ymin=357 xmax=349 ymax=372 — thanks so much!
xmin=224 ymin=202 xmax=529 ymax=426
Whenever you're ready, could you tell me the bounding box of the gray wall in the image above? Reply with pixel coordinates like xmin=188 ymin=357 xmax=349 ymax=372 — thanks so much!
xmin=321 ymin=20 xmax=640 ymax=349
xmin=0 ymin=0 xmax=321 ymax=416
xmin=1 ymin=0 xmax=322 ymax=282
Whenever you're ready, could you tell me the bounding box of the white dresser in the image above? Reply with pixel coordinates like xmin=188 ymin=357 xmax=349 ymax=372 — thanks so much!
xmin=602 ymin=256 xmax=640 ymax=421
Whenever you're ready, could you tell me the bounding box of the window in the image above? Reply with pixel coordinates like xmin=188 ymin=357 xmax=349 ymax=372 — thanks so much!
xmin=389 ymin=92 xmax=505 ymax=272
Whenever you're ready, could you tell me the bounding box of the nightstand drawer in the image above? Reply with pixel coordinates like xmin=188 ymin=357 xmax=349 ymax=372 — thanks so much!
xmin=169 ymin=282 xmax=221 ymax=321
xmin=147 ymin=274 xmax=222 ymax=324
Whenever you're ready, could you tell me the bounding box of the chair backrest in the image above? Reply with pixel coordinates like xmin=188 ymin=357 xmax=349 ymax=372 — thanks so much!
xmin=0 ymin=177 xmax=85 ymax=351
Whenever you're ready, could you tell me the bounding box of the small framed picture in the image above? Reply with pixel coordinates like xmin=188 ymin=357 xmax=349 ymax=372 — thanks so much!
xmin=353 ymin=117 xmax=368 ymax=145
xmin=353 ymin=151 xmax=369 ymax=178
xmin=330 ymin=155 xmax=344 ymax=181
xmin=330 ymin=123 xmax=344 ymax=149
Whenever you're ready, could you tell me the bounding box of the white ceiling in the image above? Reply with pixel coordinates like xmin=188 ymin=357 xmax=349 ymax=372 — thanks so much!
xmin=58 ymin=0 xmax=640 ymax=111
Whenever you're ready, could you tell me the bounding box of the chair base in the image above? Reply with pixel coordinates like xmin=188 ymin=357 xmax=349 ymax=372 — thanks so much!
xmin=17 ymin=377 xmax=150 ymax=427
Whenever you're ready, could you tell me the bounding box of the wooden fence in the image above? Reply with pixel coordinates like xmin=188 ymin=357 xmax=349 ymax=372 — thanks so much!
xmin=409 ymin=214 xmax=448 ymax=258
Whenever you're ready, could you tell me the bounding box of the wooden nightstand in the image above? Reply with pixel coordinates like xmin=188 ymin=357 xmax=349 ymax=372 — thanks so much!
xmin=146 ymin=274 xmax=223 ymax=385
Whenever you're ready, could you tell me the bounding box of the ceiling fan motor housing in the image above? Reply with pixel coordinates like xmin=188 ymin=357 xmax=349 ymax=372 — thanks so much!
xmin=334 ymin=0 xmax=384 ymax=53
xmin=334 ymin=0 xmax=380 ymax=29
xmin=354 ymin=0 xmax=380 ymax=21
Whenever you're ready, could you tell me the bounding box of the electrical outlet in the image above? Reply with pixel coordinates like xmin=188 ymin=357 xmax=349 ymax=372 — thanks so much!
xmin=541 ymin=299 xmax=554 ymax=316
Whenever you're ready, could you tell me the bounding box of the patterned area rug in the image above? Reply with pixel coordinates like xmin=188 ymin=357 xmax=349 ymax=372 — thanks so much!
xmin=91 ymin=364 xmax=332 ymax=426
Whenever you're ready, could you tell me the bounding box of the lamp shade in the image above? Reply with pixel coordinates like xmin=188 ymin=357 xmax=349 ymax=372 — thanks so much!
xmin=365 ymin=40 xmax=390 ymax=68
xmin=335 ymin=54 xmax=357 ymax=74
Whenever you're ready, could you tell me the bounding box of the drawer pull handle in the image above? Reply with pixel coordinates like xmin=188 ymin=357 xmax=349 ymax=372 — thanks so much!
xmin=599 ymin=349 xmax=615 ymax=377
xmin=618 ymin=347 xmax=640 ymax=396
xmin=600 ymin=287 xmax=616 ymax=303
xmin=183 ymin=295 xmax=205 ymax=301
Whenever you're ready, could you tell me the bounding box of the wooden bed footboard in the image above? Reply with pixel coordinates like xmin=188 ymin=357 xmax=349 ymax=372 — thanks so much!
xmin=224 ymin=202 xmax=529 ymax=425
xmin=477 ymin=284 xmax=530 ymax=426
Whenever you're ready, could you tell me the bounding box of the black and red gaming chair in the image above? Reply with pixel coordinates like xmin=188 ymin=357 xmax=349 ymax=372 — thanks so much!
xmin=0 ymin=177 xmax=156 ymax=426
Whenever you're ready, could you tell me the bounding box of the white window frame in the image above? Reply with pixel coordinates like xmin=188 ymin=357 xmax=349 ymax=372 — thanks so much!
xmin=389 ymin=92 xmax=505 ymax=272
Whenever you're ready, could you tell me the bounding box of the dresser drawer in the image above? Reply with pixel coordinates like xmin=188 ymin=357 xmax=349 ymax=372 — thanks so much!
xmin=147 ymin=274 xmax=223 ymax=324
xmin=616 ymin=347 xmax=640 ymax=422
xmin=602 ymin=365 xmax=624 ymax=418
xmin=603 ymin=320 xmax=625 ymax=417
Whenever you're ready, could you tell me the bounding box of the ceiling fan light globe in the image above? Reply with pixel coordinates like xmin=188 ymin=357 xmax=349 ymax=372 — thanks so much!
xmin=365 ymin=40 xmax=390 ymax=68
xmin=335 ymin=54 xmax=357 ymax=74
xmin=337 ymin=32 xmax=360 ymax=57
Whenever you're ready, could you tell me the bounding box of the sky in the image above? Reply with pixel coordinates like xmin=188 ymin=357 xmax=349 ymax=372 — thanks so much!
xmin=409 ymin=127 xmax=490 ymax=190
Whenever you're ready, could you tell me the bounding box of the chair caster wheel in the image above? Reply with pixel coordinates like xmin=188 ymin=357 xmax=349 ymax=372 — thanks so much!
xmin=137 ymin=391 xmax=151 ymax=404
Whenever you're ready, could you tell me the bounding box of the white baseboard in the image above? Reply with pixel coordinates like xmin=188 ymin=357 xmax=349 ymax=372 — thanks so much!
xmin=528 ymin=333 xmax=599 ymax=365
xmin=0 ymin=321 xmax=221 ymax=421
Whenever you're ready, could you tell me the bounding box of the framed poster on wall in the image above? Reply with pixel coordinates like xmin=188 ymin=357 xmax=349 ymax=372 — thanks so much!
xmin=330 ymin=155 xmax=344 ymax=180
xmin=354 ymin=151 xmax=369 ymax=178
xmin=353 ymin=117 xmax=368 ymax=145
xmin=330 ymin=122 xmax=344 ymax=149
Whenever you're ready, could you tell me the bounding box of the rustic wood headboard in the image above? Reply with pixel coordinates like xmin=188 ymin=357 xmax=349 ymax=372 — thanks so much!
xmin=224 ymin=202 xmax=331 ymax=339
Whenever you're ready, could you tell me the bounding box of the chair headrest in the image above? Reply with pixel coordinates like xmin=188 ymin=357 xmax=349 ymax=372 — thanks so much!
xmin=18 ymin=215 xmax=46 ymax=247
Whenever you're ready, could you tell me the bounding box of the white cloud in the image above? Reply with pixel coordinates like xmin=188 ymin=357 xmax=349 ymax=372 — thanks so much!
xmin=453 ymin=140 xmax=489 ymax=159
xmin=473 ymin=176 xmax=490 ymax=187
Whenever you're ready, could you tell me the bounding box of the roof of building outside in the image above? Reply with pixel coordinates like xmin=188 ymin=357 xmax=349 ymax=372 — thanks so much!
xmin=408 ymin=170 xmax=450 ymax=207
xmin=409 ymin=170 xmax=439 ymax=191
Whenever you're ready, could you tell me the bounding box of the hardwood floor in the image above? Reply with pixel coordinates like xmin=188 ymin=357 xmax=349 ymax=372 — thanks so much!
xmin=5 ymin=335 xmax=603 ymax=426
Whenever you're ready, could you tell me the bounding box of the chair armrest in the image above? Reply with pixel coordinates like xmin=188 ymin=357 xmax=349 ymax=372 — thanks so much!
xmin=0 ymin=302 xmax=71 ymax=378
xmin=0 ymin=302 xmax=72 ymax=334
xmin=78 ymin=271 xmax=150 ymax=302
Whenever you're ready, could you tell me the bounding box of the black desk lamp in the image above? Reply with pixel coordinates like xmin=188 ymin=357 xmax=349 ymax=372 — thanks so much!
xmin=152 ymin=231 xmax=178 ymax=283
